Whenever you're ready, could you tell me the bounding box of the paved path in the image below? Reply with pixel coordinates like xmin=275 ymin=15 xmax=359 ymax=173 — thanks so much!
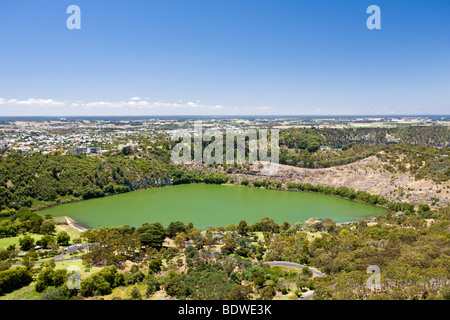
xmin=298 ymin=290 xmax=315 ymax=300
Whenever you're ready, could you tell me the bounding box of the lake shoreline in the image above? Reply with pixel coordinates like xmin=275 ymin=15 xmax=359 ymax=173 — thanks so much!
xmin=64 ymin=216 xmax=89 ymax=232
xmin=36 ymin=181 xmax=389 ymax=215
xmin=44 ymin=184 xmax=387 ymax=231
xmin=62 ymin=213 xmax=379 ymax=231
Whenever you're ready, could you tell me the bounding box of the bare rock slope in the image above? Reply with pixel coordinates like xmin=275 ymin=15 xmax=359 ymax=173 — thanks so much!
xmin=238 ymin=156 xmax=449 ymax=207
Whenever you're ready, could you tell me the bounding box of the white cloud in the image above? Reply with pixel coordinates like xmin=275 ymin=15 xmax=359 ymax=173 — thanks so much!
xmin=0 ymin=97 xmax=273 ymax=115
xmin=1 ymin=98 xmax=66 ymax=107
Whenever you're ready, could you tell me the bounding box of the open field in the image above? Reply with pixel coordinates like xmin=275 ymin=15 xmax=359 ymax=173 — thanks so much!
xmin=55 ymin=222 xmax=82 ymax=240
xmin=0 ymin=234 xmax=44 ymax=249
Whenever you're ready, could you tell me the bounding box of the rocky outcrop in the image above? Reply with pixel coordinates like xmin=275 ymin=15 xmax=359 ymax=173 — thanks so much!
xmin=234 ymin=156 xmax=449 ymax=207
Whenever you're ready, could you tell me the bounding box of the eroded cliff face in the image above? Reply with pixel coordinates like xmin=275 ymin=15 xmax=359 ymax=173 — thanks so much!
xmin=233 ymin=156 xmax=449 ymax=207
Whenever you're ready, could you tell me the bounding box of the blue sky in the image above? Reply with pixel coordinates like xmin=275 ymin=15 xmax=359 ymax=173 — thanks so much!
xmin=0 ymin=0 xmax=449 ymax=116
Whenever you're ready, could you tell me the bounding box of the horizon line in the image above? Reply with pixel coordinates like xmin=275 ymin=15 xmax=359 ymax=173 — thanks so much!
xmin=1 ymin=114 xmax=449 ymax=118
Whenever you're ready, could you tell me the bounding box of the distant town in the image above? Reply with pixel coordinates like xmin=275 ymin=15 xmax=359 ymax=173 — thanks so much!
xmin=0 ymin=115 xmax=448 ymax=156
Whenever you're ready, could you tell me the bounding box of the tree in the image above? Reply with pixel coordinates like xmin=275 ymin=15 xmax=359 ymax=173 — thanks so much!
xmin=440 ymin=287 xmax=450 ymax=300
xmin=121 ymin=146 xmax=133 ymax=155
xmin=0 ymin=249 xmax=9 ymax=262
xmin=148 ymin=259 xmax=162 ymax=274
xmin=225 ymin=285 xmax=252 ymax=300
xmin=137 ymin=223 xmax=166 ymax=248
xmin=223 ymin=232 xmax=236 ymax=246
xmin=237 ymin=220 xmax=248 ymax=236
xmin=146 ymin=276 xmax=161 ymax=297
xmin=19 ymin=235 xmax=34 ymax=251
xmin=221 ymin=243 xmax=236 ymax=256
xmin=235 ymin=247 xmax=251 ymax=258
xmin=130 ymin=286 xmax=142 ymax=300
xmin=98 ymin=265 xmax=122 ymax=288
xmin=164 ymin=273 xmax=191 ymax=298
xmin=184 ymin=246 xmax=198 ymax=260
xmin=259 ymin=285 xmax=275 ymax=300
xmin=186 ymin=222 xmax=194 ymax=232
xmin=187 ymin=228 xmax=201 ymax=243
xmin=302 ymin=266 xmax=313 ymax=277
xmin=251 ymin=217 xmax=280 ymax=233
xmin=166 ymin=221 xmax=186 ymax=239
xmin=297 ymin=280 xmax=307 ymax=291
xmin=81 ymin=227 xmax=140 ymax=266
xmin=39 ymin=235 xmax=55 ymax=249
xmin=230 ymin=272 xmax=241 ymax=285
xmin=224 ymin=224 xmax=237 ymax=232
xmin=56 ymin=231 xmax=71 ymax=246
xmin=280 ymin=285 xmax=288 ymax=295
xmin=418 ymin=204 xmax=430 ymax=213
xmin=0 ymin=266 xmax=33 ymax=295
xmin=40 ymin=286 xmax=71 ymax=300
xmin=174 ymin=232 xmax=187 ymax=249
xmin=252 ymin=270 xmax=265 ymax=289
xmin=80 ymin=273 xmax=112 ymax=297
xmin=35 ymin=267 xmax=67 ymax=292
xmin=281 ymin=221 xmax=291 ymax=231
xmin=40 ymin=219 xmax=56 ymax=235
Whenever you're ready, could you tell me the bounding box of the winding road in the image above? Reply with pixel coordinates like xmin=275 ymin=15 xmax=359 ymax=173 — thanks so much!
xmin=12 ymin=244 xmax=87 ymax=266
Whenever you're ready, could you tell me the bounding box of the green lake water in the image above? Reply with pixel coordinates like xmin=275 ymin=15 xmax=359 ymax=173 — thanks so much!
xmin=42 ymin=184 xmax=387 ymax=229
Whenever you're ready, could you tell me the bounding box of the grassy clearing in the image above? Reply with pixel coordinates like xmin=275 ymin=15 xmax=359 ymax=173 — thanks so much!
xmin=55 ymin=223 xmax=82 ymax=240
xmin=0 ymin=282 xmax=41 ymax=300
xmin=0 ymin=221 xmax=81 ymax=250
xmin=268 ymin=265 xmax=311 ymax=300
xmin=273 ymin=293 xmax=297 ymax=300
xmin=103 ymin=283 xmax=148 ymax=300
xmin=250 ymin=231 xmax=264 ymax=241
xmin=54 ymin=259 xmax=103 ymax=279
xmin=306 ymin=231 xmax=324 ymax=242
xmin=270 ymin=265 xmax=302 ymax=277
xmin=0 ymin=234 xmax=44 ymax=249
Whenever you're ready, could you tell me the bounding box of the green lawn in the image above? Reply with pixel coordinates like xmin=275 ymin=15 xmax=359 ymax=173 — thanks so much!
xmin=54 ymin=259 xmax=103 ymax=279
xmin=0 ymin=222 xmax=82 ymax=250
xmin=0 ymin=234 xmax=44 ymax=249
